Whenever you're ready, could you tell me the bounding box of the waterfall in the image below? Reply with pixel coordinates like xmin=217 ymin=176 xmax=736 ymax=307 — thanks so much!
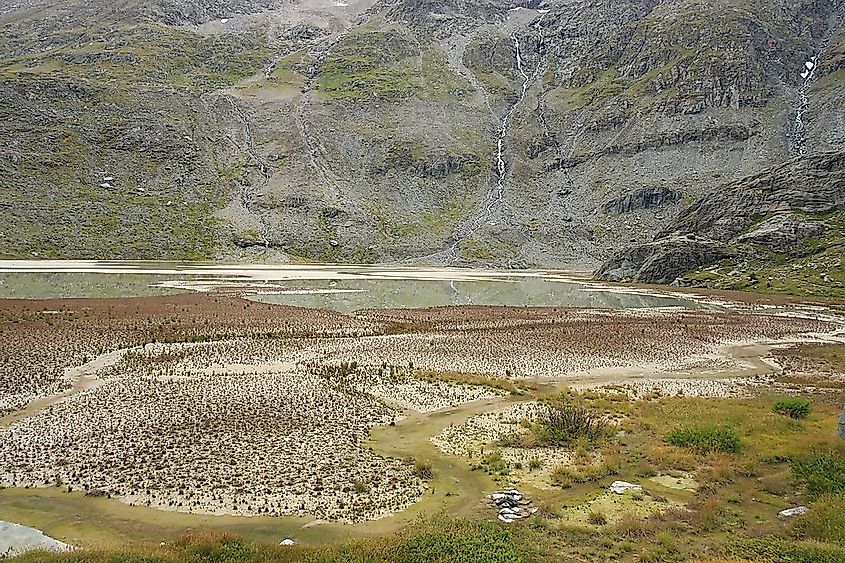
xmin=793 ymin=54 xmax=818 ymax=157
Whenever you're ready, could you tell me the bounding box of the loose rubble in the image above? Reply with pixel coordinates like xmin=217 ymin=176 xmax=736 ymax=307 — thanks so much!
xmin=489 ymin=488 xmax=538 ymax=523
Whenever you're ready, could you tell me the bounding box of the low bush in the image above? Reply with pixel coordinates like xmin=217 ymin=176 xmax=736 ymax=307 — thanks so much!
xmin=588 ymin=510 xmax=608 ymax=525
xmin=412 ymin=458 xmax=434 ymax=480
xmin=535 ymin=403 xmax=611 ymax=447
xmin=389 ymin=518 xmax=526 ymax=563
xmin=549 ymin=460 xmax=616 ymax=489
xmin=481 ymin=450 xmax=509 ymax=474
xmin=799 ymin=494 xmax=845 ymax=546
xmin=665 ymin=426 xmax=742 ymax=454
xmin=550 ymin=466 xmax=576 ymax=488
xmin=726 ymin=535 xmax=845 ymax=563
xmin=773 ymin=397 xmax=811 ymax=419
xmin=792 ymin=447 xmax=845 ymax=500
xmin=614 ymin=513 xmax=656 ymax=539
xmin=172 ymin=533 xmax=256 ymax=561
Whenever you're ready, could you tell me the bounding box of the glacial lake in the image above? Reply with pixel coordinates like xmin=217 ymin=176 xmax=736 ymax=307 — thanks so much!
xmin=0 ymin=261 xmax=706 ymax=312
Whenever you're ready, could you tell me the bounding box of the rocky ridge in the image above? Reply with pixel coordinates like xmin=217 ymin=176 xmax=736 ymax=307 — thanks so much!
xmin=0 ymin=0 xmax=843 ymax=279
xmin=597 ymin=149 xmax=845 ymax=291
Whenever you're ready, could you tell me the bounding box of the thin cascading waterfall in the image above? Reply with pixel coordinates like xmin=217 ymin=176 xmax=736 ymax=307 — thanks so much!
xmin=790 ymin=3 xmax=845 ymax=157
xmin=451 ymin=35 xmax=534 ymax=257
xmin=493 ymin=31 xmax=533 ymax=201
xmin=793 ymin=54 xmax=818 ymax=156
xmin=427 ymin=13 xmax=547 ymax=265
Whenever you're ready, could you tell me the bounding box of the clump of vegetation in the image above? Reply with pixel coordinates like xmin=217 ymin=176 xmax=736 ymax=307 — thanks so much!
xmin=726 ymin=535 xmax=845 ymax=563
xmin=799 ymin=494 xmax=845 ymax=546
xmin=535 ymin=402 xmax=612 ymax=447
xmin=792 ymin=446 xmax=845 ymax=500
xmin=549 ymin=455 xmax=619 ymax=488
xmin=773 ymin=397 xmax=811 ymax=419
xmin=171 ymin=533 xmax=256 ymax=561
xmin=480 ymin=450 xmax=509 ymax=475
xmin=412 ymin=458 xmax=434 ymax=480
xmin=664 ymin=426 xmax=742 ymax=454
xmin=588 ymin=510 xmax=608 ymax=526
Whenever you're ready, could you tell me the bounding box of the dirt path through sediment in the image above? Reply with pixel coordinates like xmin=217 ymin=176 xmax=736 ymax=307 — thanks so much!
xmin=0 ymin=347 xmax=133 ymax=428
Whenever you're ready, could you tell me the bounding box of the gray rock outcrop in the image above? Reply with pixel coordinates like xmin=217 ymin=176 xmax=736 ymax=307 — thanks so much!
xmin=596 ymin=150 xmax=845 ymax=283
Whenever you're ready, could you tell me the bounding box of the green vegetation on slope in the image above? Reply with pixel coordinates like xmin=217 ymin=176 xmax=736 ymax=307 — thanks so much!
xmin=0 ymin=23 xmax=271 ymax=92
xmin=317 ymin=30 xmax=469 ymax=102
xmin=684 ymin=209 xmax=845 ymax=300
xmin=0 ymin=16 xmax=272 ymax=260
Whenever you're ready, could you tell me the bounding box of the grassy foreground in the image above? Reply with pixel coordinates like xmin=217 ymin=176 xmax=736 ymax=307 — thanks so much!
xmin=10 ymin=393 xmax=845 ymax=562
xmin=11 ymin=518 xmax=534 ymax=563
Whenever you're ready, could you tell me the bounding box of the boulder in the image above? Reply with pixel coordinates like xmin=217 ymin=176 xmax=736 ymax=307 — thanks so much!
xmin=777 ymin=506 xmax=809 ymax=518
xmin=733 ymin=212 xmax=826 ymax=254
xmin=609 ymin=481 xmax=643 ymax=494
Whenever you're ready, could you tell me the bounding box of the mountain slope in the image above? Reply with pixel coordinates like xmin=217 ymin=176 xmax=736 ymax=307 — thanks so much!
xmin=597 ymin=149 xmax=845 ymax=297
xmin=1 ymin=0 xmax=843 ymax=268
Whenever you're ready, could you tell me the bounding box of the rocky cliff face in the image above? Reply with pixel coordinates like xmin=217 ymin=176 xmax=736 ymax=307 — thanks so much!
xmin=0 ymin=0 xmax=843 ymax=272
xmin=597 ymin=150 xmax=845 ymax=294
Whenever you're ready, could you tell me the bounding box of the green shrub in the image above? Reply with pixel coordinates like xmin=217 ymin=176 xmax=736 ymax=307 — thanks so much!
xmin=665 ymin=426 xmax=742 ymax=454
xmin=726 ymin=535 xmax=845 ymax=563
xmin=174 ymin=533 xmax=254 ymax=561
xmin=412 ymin=458 xmax=434 ymax=480
xmin=799 ymin=494 xmax=845 ymax=546
xmin=550 ymin=466 xmax=576 ymax=488
xmin=773 ymin=397 xmax=811 ymax=419
xmin=792 ymin=448 xmax=845 ymax=500
xmin=588 ymin=510 xmax=608 ymax=525
xmin=535 ymin=403 xmax=611 ymax=447
xmin=481 ymin=450 xmax=509 ymax=474
xmin=387 ymin=517 xmax=526 ymax=563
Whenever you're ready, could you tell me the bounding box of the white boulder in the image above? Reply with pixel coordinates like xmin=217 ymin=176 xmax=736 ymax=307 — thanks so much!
xmin=609 ymin=481 xmax=642 ymax=494
xmin=778 ymin=506 xmax=809 ymax=518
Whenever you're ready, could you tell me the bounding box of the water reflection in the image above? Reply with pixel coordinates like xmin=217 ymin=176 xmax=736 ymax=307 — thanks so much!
xmin=251 ymin=277 xmax=696 ymax=312
xmin=0 ymin=261 xmax=702 ymax=311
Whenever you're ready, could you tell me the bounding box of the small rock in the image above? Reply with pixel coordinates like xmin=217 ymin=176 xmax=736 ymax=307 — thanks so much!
xmin=609 ymin=481 xmax=643 ymax=494
xmin=778 ymin=506 xmax=809 ymax=518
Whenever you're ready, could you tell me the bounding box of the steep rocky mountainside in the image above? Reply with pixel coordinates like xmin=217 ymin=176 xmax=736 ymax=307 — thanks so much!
xmin=1 ymin=0 xmax=843 ymax=273
xmin=597 ymin=149 xmax=845 ymax=296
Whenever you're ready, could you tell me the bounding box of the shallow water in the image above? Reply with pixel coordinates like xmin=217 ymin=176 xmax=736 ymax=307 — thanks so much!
xmin=0 ymin=261 xmax=702 ymax=311
xmin=0 ymin=520 xmax=72 ymax=557
xmin=250 ymin=277 xmax=696 ymax=312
